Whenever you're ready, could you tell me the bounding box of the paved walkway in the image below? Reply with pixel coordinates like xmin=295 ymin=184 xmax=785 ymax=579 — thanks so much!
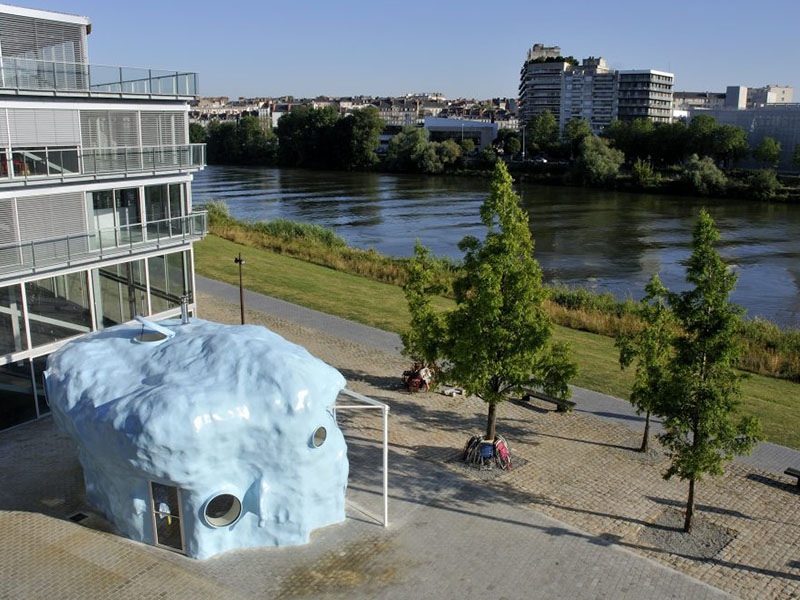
xmin=197 ymin=276 xmax=800 ymax=475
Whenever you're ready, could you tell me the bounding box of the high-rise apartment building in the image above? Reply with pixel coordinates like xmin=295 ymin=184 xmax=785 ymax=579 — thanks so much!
xmin=560 ymin=57 xmax=618 ymax=133
xmin=0 ymin=4 xmax=206 ymax=431
xmin=518 ymin=44 xmax=674 ymax=131
xmin=518 ymin=44 xmax=572 ymax=126
xmin=617 ymin=70 xmax=674 ymax=123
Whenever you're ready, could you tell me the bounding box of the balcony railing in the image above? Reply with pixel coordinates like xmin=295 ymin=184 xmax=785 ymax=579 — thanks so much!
xmin=0 ymin=144 xmax=205 ymax=182
xmin=0 ymin=57 xmax=198 ymax=96
xmin=0 ymin=212 xmax=207 ymax=276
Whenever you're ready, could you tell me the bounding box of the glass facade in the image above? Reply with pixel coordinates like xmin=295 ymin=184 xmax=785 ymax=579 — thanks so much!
xmin=0 ymin=360 xmax=37 ymax=430
xmin=0 ymin=250 xmax=193 ymax=430
xmin=148 ymin=251 xmax=192 ymax=314
xmin=0 ymin=283 xmax=26 ymax=355
xmin=25 ymin=272 xmax=92 ymax=346
xmin=92 ymin=259 xmax=147 ymax=328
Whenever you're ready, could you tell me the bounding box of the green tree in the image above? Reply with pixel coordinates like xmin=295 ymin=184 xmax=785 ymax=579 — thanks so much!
xmin=688 ymin=114 xmax=719 ymax=158
xmin=573 ymin=135 xmax=624 ymax=185
xmin=525 ymin=110 xmax=559 ymax=156
xmin=189 ymin=122 xmax=206 ymax=144
xmin=236 ymin=116 xmax=278 ymax=165
xmin=752 ymin=137 xmax=781 ymax=167
xmin=650 ymin=121 xmax=690 ymax=165
xmin=681 ymin=154 xmax=727 ymax=196
xmin=276 ymin=105 xmax=339 ymax=167
xmin=713 ymin=124 xmax=749 ymax=167
xmin=205 ymin=120 xmax=239 ymax=164
xmin=459 ymin=138 xmax=476 ymax=155
xmin=602 ymin=118 xmax=654 ymax=161
xmin=748 ymin=169 xmax=780 ymax=200
xmin=563 ymin=117 xmax=593 ymax=157
xmin=478 ymin=146 xmax=498 ymax=169
xmin=617 ymin=275 xmax=673 ymax=452
xmin=631 ymin=158 xmax=661 ymax=187
xmin=659 ymin=209 xmax=762 ymax=532
xmin=333 ymin=105 xmax=384 ymax=170
xmin=504 ymin=135 xmax=521 ymax=156
xmin=435 ymin=139 xmax=462 ymax=171
xmin=793 ymin=144 xmax=800 ymax=170
xmin=401 ymin=241 xmax=447 ymax=369
xmin=445 ymin=162 xmax=576 ymax=441
xmin=385 ymin=127 xmax=439 ymax=173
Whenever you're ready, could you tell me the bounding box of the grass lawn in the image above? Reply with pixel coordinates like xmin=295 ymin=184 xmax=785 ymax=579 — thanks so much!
xmin=195 ymin=234 xmax=800 ymax=450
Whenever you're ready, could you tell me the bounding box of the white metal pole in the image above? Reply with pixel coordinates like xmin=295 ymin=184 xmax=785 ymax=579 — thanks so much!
xmin=382 ymin=405 xmax=389 ymax=527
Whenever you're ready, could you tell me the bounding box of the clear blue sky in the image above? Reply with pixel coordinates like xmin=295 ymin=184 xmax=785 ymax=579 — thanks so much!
xmin=19 ymin=0 xmax=800 ymax=99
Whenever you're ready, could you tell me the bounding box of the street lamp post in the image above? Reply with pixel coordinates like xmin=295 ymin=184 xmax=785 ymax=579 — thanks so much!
xmin=234 ymin=252 xmax=245 ymax=325
xmin=521 ymin=124 xmax=526 ymax=161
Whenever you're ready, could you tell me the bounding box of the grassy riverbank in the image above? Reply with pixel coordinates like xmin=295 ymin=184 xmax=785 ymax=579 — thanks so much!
xmin=203 ymin=202 xmax=800 ymax=383
xmin=195 ymin=233 xmax=800 ymax=449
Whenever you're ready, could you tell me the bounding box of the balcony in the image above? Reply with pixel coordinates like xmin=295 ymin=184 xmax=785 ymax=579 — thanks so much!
xmin=0 ymin=212 xmax=207 ymax=279
xmin=0 ymin=144 xmax=205 ymax=186
xmin=0 ymin=57 xmax=198 ymax=98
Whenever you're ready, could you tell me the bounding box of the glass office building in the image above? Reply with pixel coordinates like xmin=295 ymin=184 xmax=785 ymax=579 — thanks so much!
xmin=0 ymin=4 xmax=206 ymax=430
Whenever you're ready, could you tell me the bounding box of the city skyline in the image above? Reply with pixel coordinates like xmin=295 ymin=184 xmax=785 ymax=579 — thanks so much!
xmin=12 ymin=0 xmax=800 ymax=100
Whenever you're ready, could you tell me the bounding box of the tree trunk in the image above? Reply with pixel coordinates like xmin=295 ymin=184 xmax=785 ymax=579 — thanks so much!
xmin=486 ymin=402 xmax=497 ymax=440
xmin=639 ymin=410 xmax=651 ymax=453
xmin=684 ymin=477 xmax=695 ymax=533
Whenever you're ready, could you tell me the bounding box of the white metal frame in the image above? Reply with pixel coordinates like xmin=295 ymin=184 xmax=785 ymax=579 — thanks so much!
xmin=335 ymin=388 xmax=389 ymax=528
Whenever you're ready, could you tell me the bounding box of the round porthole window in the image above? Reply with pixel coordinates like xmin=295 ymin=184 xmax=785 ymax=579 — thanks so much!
xmin=204 ymin=494 xmax=241 ymax=528
xmin=312 ymin=426 xmax=327 ymax=448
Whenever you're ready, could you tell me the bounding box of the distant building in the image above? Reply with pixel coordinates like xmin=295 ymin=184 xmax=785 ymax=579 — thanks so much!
xmin=518 ymin=44 xmax=572 ymax=126
xmin=747 ymin=85 xmax=793 ymax=106
xmin=690 ymin=105 xmax=800 ymax=172
xmin=560 ymin=57 xmax=618 ymax=133
xmin=518 ymin=44 xmax=673 ymax=131
xmin=423 ymin=117 xmax=498 ymax=150
xmin=725 ymin=85 xmax=794 ymax=109
xmin=673 ymin=91 xmax=726 ymax=111
xmin=617 ymin=70 xmax=674 ymax=124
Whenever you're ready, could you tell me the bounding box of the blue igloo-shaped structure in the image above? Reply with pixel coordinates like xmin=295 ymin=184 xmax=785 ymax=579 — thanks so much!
xmin=45 ymin=318 xmax=349 ymax=559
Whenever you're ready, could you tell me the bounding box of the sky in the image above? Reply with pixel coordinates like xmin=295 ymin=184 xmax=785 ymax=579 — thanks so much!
xmin=17 ymin=0 xmax=800 ymax=100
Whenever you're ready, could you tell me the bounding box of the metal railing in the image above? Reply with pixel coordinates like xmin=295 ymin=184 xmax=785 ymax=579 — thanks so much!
xmin=0 ymin=144 xmax=205 ymax=182
xmin=0 ymin=57 xmax=198 ymax=96
xmin=0 ymin=212 xmax=207 ymax=276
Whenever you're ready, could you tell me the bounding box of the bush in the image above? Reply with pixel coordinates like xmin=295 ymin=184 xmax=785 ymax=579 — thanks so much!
xmin=681 ymin=154 xmax=727 ymax=196
xmin=573 ymin=136 xmax=624 ymax=185
xmin=631 ymin=158 xmax=662 ymax=187
xmin=748 ymin=169 xmax=780 ymax=200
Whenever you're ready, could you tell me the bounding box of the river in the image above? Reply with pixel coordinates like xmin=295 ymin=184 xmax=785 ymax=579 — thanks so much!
xmin=192 ymin=165 xmax=800 ymax=328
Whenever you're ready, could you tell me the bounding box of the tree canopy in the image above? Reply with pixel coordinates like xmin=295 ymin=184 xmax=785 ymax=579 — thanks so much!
xmin=573 ymin=136 xmax=624 ymax=185
xmin=658 ymin=209 xmax=762 ymax=532
xmin=403 ymin=162 xmax=576 ymax=441
xmin=753 ymin=137 xmax=781 ymax=167
xmin=525 ymin=110 xmax=560 ymax=156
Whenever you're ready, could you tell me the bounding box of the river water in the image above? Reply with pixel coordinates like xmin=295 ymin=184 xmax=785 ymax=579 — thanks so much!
xmin=192 ymin=165 xmax=800 ymax=328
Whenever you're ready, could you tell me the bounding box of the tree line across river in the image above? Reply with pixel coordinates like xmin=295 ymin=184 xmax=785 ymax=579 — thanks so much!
xmin=191 ymin=105 xmax=800 ymax=201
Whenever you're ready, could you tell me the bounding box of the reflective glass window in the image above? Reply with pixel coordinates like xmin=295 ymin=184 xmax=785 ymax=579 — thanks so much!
xmin=92 ymin=259 xmax=147 ymax=329
xmin=26 ymin=273 xmax=92 ymax=347
xmin=0 ymin=284 xmax=27 ymax=355
xmin=0 ymin=360 xmax=36 ymax=430
xmin=148 ymin=251 xmax=190 ymax=314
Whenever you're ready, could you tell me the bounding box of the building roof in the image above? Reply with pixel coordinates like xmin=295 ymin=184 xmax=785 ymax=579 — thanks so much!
xmin=0 ymin=3 xmax=91 ymax=27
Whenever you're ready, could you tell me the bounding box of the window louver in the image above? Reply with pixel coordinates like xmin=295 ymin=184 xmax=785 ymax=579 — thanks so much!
xmin=7 ymin=108 xmax=80 ymax=146
xmin=80 ymin=110 xmax=139 ymax=148
xmin=0 ymin=13 xmax=86 ymax=62
xmin=140 ymin=111 xmax=187 ymax=146
xmin=16 ymin=191 xmax=88 ymax=263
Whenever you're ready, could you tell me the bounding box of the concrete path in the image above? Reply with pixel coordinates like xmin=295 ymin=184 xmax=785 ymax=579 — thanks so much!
xmin=197 ymin=275 xmax=800 ymax=476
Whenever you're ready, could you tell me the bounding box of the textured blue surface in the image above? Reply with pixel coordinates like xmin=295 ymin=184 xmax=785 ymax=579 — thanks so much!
xmin=45 ymin=318 xmax=349 ymax=559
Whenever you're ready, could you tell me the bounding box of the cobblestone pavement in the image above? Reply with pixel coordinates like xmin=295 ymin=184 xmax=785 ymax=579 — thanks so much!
xmin=1 ymin=291 xmax=797 ymax=599
xmin=196 ymin=276 xmax=800 ymax=476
